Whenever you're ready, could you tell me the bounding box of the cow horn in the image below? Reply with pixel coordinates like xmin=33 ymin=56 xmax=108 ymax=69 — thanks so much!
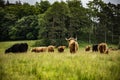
xmin=65 ymin=38 xmax=68 ymax=40
xmin=75 ymin=37 xmax=77 ymax=41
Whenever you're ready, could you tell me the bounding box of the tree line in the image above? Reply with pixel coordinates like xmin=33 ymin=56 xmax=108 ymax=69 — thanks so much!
xmin=0 ymin=0 xmax=120 ymax=46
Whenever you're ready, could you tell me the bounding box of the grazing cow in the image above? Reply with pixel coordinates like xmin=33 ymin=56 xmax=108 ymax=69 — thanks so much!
xmin=48 ymin=45 xmax=55 ymax=52
xmin=109 ymin=47 xmax=118 ymax=51
xmin=5 ymin=43 xmax=28 ymax=53
xmin=66 ymin=37 xmax=79 ymax=53
xmin=98 ymin=43 xmax=108 ymax=54
xmin=92 ymin=44 xmax=98 ymax=52
xmin=31 ymin=47 xmax=47 ymax=53
xmin=58 ymin=46 xmax=66 ymax=53
xmin=85 ymin=45 xmax=91 ymax=51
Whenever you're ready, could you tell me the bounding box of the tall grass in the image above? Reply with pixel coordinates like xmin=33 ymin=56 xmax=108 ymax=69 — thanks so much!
xmin=0 ymin=41 xmax=120 ymax=80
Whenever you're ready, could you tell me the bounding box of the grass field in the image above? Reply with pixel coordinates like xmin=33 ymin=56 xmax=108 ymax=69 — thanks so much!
xmin=0 ymin=41 xmax=120 ymax=80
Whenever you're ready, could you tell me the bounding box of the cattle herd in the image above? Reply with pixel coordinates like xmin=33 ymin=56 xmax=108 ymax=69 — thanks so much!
xmin=85 ymin=43 xmax=109 ymax=54
xmin=4 ymin=37 xmax=119 ymax=54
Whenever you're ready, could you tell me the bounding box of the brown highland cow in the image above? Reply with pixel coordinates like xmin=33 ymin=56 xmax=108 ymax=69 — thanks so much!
xmin=85 ymin=45 xmax=91 ymax=51
xmin=58 ymin=46 xmax=66 ymax=53
xmin=48 ymin=45 xmax=55 ymax=52
xmin=66 ymin=37 xmax=79 ymax=53
xmin=31 ymin=47 xmax=47 ymax=53
xmin=98 ymin=43 xmax=108 ymax=54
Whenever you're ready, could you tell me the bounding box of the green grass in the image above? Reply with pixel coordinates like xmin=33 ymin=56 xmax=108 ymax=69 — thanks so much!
xmin=0 ymin=41 xmax=120 ymax=80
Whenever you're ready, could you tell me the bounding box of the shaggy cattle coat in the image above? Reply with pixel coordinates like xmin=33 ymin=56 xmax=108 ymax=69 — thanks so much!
xmin=48 ymin=45 xmax=55 ymax=52
xmin=5 ymin=43 xmax=28 ymax=53
xmin=31 ymin=47 xmax=47 ymax=53
xmin=98 ymin=43 xmax=108 ymax=54
xmin=58 ymin=46 xmax=66 ymax=53
xmin=85 ymin=45 xmax=91 ymax=51
xmin=66 ymin=38 xmax=79 ymax=53
xmin=92 ymin=44 xmax=98 ymax=52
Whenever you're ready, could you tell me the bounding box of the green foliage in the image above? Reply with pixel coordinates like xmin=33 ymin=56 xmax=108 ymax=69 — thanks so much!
xmin=34 ymin=39 xmax=51 ymax=46
xmin=0 ymin=0 xmax=5 ymax=7
xmin=0 ymin=0 xmax=119 ymax=45
xmin=0 ymin=5 xmax=20 ymax=41
xmin=37 ymin=14 xmax=47 ymax=39
xmin=38 ymin=1 xmax=70 ymax=46
xmin=87 ymin=0 xmax=120 ymax=44
xmin=67 ymin=0 xmax=82 ymax=8
xmin=9 ymin=15 xmax=39 ymax=40
xmin=39 ymin=0 xmax=51 ymax=13
xmin=34 ymin=38 xmax=67 ymax=47
xmin=35 ymin=0 xmax=51 ymax=14
xmin=26 ymin=32 xmax=34 ymax=40
xmin=66 ymin=0 xmax=92 ymax=41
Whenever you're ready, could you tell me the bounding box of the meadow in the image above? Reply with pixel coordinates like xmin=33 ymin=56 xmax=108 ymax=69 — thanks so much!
xmin=0 ymin=41 xmax=120 ymax=80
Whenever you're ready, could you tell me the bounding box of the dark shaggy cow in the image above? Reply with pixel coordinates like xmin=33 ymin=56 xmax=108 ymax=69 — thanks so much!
xmin=92 ymin=44 xmax=98 ymax=52
xmin=5 ymin=43 xmax=28 ymax=53
xmin=98 ymin=43 xmax=108 ymax=54
xmin=58 ymin=46 xmax=66 ymax=53
xmin=85 ymin=45 xmax=91 ymax=51
xmin=66 ymin=37 xmax=79 ymax=53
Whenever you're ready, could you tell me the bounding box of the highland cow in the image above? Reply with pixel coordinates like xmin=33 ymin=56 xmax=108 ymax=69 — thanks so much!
xmin=31 ymin=47 xmax=47 ymax=53
xmin=98 ymin=43 xmax=108 ymax=54
xmin=58 ymin=46 xmax=66 ymax=53
xmin=5 ymin=43 xmax=28 ymax=53
xmin=92 ymin=44 xmax=98 ymax=52
xmin=66 ymin=37 xmax=79 ymax=53
xmin=108 ymin=47 xmax=118 ymax=51
xmin=48 ymin=45 xmax=55 ymax=52
xmin=85 ymin=45 xmax=91 ymax=51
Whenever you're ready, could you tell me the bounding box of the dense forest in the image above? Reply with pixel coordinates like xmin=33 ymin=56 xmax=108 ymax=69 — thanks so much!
xmin=0 ymin=0 xmax=120 ymax=46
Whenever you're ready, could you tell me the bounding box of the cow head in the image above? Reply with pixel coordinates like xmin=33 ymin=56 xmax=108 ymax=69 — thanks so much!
xmin=65 ymin=37 xmax=77 ymax=42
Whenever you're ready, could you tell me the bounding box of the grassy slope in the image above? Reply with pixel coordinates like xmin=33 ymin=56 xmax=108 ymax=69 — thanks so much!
xmin=0 ymin=41 xmax=120 ymax=80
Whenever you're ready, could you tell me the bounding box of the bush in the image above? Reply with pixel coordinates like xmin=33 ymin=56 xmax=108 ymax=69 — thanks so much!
xmin=34 ymin=39 xmax=68 ymax=47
